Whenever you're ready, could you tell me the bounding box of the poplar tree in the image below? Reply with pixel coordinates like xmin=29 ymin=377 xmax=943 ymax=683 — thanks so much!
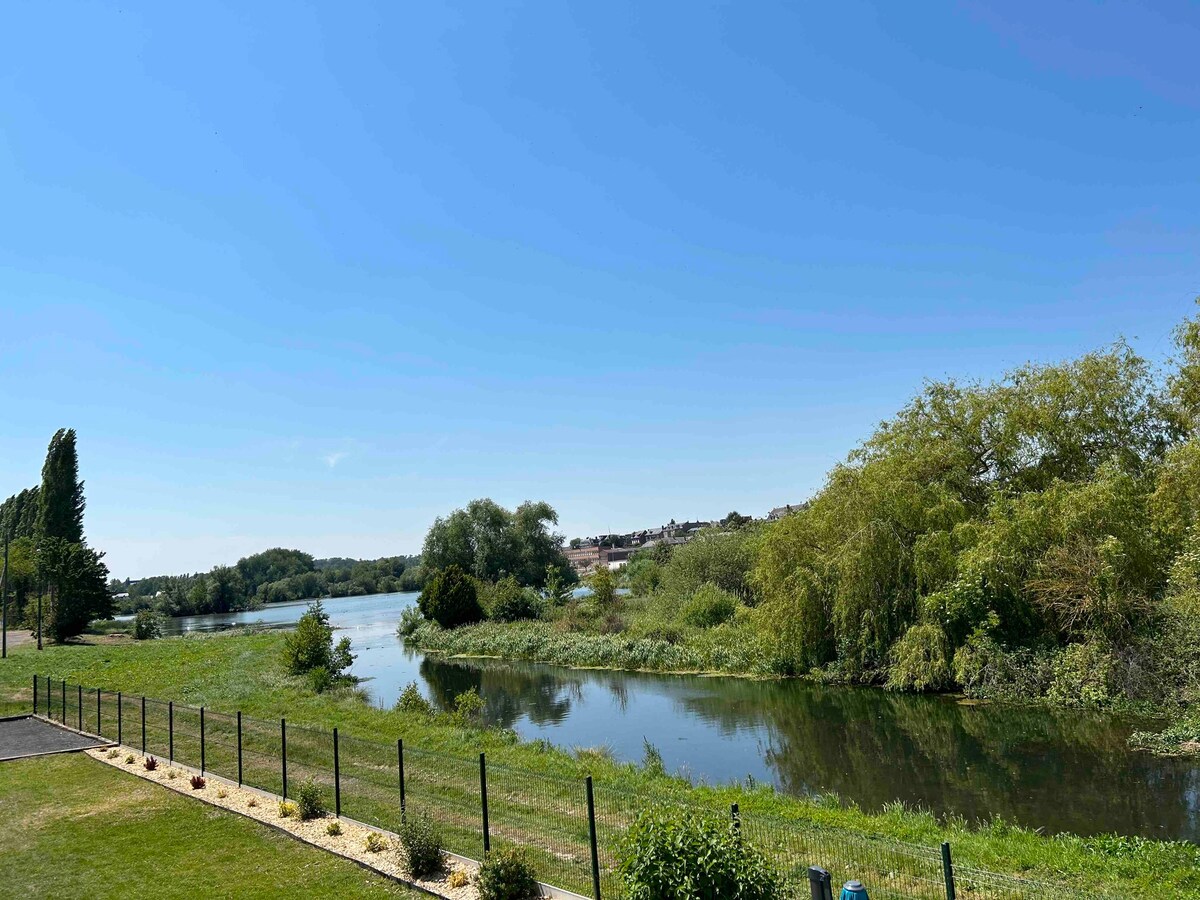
xmin=37 ymin=428 xmax=86 ymax=543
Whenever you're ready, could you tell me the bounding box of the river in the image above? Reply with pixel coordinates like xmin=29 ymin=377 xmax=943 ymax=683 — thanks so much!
xmin=150 ymin=590 xmax=1200 ymax=842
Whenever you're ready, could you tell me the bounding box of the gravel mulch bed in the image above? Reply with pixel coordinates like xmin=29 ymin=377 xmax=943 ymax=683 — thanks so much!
xmin=86 ymin=747 xmax=479 ymax=899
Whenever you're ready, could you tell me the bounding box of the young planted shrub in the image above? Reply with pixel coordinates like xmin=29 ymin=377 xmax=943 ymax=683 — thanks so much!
xmin=476 ymin=847 xmax=540 ymax=900
xmin=681 ymin=582 xmax=739 ymax=628
xmin=397 ymin=812 xmax=443 ymax=878
xmin=418 ymin=565 xmax=484 ymax=628
xmin=143 ymin=756 xmax=159 ymax=771
xmin=295 ymin=777 xmax=326 ymax=821
xmin=132 ymin=608 xmax=164 ymax=640
xmin=618 ymin=807 xmax=788 ymax=900
xmin=364 ymin=832 xmax=388 ymax=853
xmin=278 ymin=800 xmax=298 ymax=818
xmin=124 ymin=754 xmax=135 ymax=764
xmin=190 ymin=775 xmax=206 ymax=790
xmin=325 ymin=820 xmax=342 ymax=836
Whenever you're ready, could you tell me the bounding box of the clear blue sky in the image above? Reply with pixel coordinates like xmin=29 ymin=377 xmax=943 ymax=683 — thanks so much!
xmin=2 ymin=1 xmax=1197 ymax=579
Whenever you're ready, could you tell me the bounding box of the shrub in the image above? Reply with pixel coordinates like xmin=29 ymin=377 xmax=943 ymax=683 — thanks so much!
xmin=307 ymin=666 xmax=334 ymax=693
xmin=279 ymin=800 xmax=298 ymax=818
xmin=143 ymin=756 xmax=158 ymax=771
xmin=618 ymin=807 xmax=787 ymax=900
xmin=217 ymin=788 xmax=228 ymax=799
xmin=397 ymin=606 xmax=424 ymax=637
xmin=1047 ymin=640 xmax=1116 ymax=707
xmin=396 ymin=681 xmax=435 ymax=715
xmin=398 ymin=813 xmax=443 ymax=878
xmin=447 ymin=868 xmax=470 ymax=889
xmin=588 ymin=566 xmax=617 ymax=609
xmin=326 ymin=819 xmax=342 ymax=836
xmin=282 ymin=600 xmax=355 ymax=682
xmin=489 ymin=576 xmax=543 ymax=622
xmin=681 ymin=582 xmax=739 ymax=629
xmin=166 ymin=769 xmax=177 ymax=780
xmin=132 ymin=608 xmax=164 ymax=640
xmin=124 ymin=754 xmax=135 ymax=764
xmin=248 ymin=797 xmax=258 ymax=808
xmin=190 ymin=775 xmax=206 ymax=790
xmin=295 ymin=777 xmax=326 ymax=821
xmin=476 ymin=846 xmax=540 ymax=900
xmin=364 ymin=832 xmax=388 ymax=853
xmin=450 ymin=688 xmax=486 ymax=727
xmin=886 ymin=623 xmax=952 ymax=692
xmin=419 ymin=565 xmax=484 ymax=628
xmin=106 ymin=748 xmax=120 ymax=759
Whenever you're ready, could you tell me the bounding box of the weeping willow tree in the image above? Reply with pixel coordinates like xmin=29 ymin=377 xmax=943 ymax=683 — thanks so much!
xmin=754 ymin=314 xmax=1198 ymax=693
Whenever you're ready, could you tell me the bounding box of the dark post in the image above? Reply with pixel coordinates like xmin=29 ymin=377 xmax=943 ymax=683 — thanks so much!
xmin=1 ymin=534 xmax=8 ymax=659
xmin=200 ymin=707 xmax=206 ymax=774
xmin=33 ymin=674 xmax=38 ymax=715
xmin=141 ymin=696 xmax=146 ymax=754
xmin=169 ymin=701 xmax=174 ymax=763
xmin=96 ymin=688 xmax=101 ymax=736
xmin=333 ymin=727 xmax=341 ymax=817
xmin=586 ymin=776 xmax=602 ymax=900
xmin=117 ymin=692 xmax=122 ymax=745
xmin=36 ymin=585 xmax=43 ymax=651
xmin=237 ymin=711 xmax=243 ymax=786
xmin=941 ymin=841 xmax=956 ymax=900
xmin=281 ymin=718 xmax=288 ymax=800
xmin=808 ymin=866 xmax=833 ymax=900
xmin=479 ymin=752 xmax=490 ymax=854
xmin=61 ymin=679 xmax=65 ymax=724
xmin=397 ymin=738 xmax=406 ymax=817
xmin=77 ymin=684 xmax=82 ymax=731
xmin=731 ymin=802 xmax=740 ymax=836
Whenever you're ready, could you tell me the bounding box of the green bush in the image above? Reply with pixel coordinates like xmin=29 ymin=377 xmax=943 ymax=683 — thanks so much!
xmin=1047 ymin=640 xmax=1116 ymax=707
xmin=886 ymin=623 xmax=952 ymax=692
xmin=397 ymin=606 xmax=424 ymax=637
xmin=489 ymin=576 xmax=544 ymax=622
xmin=295 ymin=777 xmax=326 ymax=821
xmin=476 ymin=847 xmax=540 ymax=900
xmin=282 ymin=601 xmax=355 ymax=681
xmin=681 ymin=583 xmax=739 ymax=629
xmin=617 ymin=807 xmax=788 ymax=900
xmin=397 ymin=812 xmax=443 ymax=878
xmin=395 ymin=681 xmax=434 ymax=715
xmin=418 ymin=565 xmax=484 ymax=628
xmin=132 ymin=609 xmax=163 ymax=640
xmin=450 ymin=687 xmax=485 ymax=727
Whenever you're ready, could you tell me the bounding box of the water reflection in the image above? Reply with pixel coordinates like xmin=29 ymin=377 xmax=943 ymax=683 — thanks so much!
xmin=148 ymin=592 xmax=1200 ymax=841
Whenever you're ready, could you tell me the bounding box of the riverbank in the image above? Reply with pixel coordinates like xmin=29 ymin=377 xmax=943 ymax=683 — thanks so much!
xmin=0 ymin=631 xmax=1197 ymax=896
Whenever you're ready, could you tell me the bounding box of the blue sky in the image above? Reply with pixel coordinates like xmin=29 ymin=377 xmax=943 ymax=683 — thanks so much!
xmin=2 ymin=1 xmax=1197 ymax=578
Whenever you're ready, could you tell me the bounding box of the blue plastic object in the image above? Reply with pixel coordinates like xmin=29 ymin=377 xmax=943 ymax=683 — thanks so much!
xmin=841 ymin=881 xmax=869 ymax=900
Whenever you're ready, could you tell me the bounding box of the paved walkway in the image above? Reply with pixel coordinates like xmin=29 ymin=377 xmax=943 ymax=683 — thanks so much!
xmin=1 ymin=628 xmax=35 ymax=650
xmin=0 ymin=716 xmax=109 ymax=761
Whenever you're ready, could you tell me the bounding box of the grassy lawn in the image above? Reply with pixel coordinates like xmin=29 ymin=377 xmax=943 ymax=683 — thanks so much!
xmin=0 ymin=752 xmax=413 ymax=899
xmin=0 ymin=632 xmax=1197 ymax=898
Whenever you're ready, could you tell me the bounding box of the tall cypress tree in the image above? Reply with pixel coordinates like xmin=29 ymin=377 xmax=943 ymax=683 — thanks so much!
xmin=37 ymin=428 xmax=85 ymax=543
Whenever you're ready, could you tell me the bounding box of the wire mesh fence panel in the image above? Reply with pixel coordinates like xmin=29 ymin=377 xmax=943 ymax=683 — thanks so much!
xmin=201 ymin=709 xmax=241 ymax=782
xmin=487 ymin=762 xmax=595 ymax=898
xmin=141 ymin=698 xmax=170 ymax=760
xmin=403 ymin=745 xmax=487 ymax=861
xmin=240 ymin=714 xmax=284 ymax=796
xmin=339 ymin=732 xmax=401 ymax=832
xmin=118 ymin=692 xmax=142 ymax=752
xmin=171 ymin=703 xmax=203 ymax=771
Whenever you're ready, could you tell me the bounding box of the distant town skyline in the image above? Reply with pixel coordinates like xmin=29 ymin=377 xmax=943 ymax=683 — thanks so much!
xmin=3 ymin=1 xmax=1197 ymax=579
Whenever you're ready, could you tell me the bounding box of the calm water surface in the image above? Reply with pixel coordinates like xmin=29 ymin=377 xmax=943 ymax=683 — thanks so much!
xmin=153 ymin=591 xmax=1200 ymax=842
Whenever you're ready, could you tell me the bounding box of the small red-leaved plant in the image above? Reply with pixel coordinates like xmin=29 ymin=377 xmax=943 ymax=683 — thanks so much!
xmin=143 ymin=756 xmax=159 ymax=771
xmin=190 ymin=775 xmax=206 ymax=790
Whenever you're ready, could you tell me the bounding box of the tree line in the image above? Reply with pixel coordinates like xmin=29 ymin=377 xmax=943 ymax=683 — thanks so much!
xmin=1 ymin=429 xmax=111 ymax=641
xmin=116 ymin=548 xmax=425 ymax=616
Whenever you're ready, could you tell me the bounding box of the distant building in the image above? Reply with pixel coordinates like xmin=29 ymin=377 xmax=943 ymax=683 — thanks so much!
xmin=768 ymin=504 xmax=801 ymax=521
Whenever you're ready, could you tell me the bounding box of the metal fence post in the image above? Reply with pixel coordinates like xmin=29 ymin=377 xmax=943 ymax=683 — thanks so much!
xmin=96 ymin=687 xmax=101 ymax=736
xmin=33 ymin=674 xmax=38 ymax=715
xmin=77 ymin=684 xmax=82 ymax=731
xmin=479 ymin=752 xmax=490 ymax=854
xmin=60 ymin=679 xmax=65 ymax=724
xmin=200 ymin=707 xmax=206 ymax=775
xmin=117 ymin=692 xmax=122 ymax=746
xmin=281 ymin=718 xmax=288 ymax=800
xmin=397 ymin=738 xmax=406 ymax=818
xmin=169 ymin=701 xmax=174 ymax=763
xmin=731 ymin=802 xmax=741 ymax=836
xmin=942 ymin=841 xmax=956 ymax=900
xmin=586 ymin=776 xmax=602 ymax=900
xmin=808 ymin=866 xmax=833 ymax=900
xmin=333 ymin=727 xmax=341 ymax=817
xmin=237 ymin=711 xmax=243 ymax=786
xmin=141 ymin=696 xmax=146 ymax=754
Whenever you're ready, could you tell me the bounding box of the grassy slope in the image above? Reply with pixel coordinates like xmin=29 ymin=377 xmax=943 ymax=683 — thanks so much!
xmin=0 ymin=752 xmax=414 ymax=899
xmin=0 ymin=632 xmax=1196 ymax=897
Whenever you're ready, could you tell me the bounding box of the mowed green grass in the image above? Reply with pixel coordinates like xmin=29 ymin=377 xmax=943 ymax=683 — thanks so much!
xmin=0 ymin=752 xmax=413 ymax=899
xmin=1 ymin=632 xmax=1199 ymax=898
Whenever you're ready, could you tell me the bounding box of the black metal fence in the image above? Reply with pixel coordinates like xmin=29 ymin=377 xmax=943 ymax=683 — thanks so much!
xmin=27 ymin=674 xmax=1111 ymax=900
